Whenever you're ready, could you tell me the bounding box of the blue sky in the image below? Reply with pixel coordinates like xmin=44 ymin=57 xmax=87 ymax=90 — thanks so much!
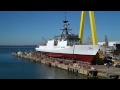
xmin=0 ymin=11 xmax=120 ymax=45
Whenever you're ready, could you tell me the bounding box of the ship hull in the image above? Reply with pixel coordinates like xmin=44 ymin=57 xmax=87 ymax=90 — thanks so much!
xmin=42 ymin=52 xmax=95 ymax=63
xmin=36 ymin=45 xmax=100 ymax=63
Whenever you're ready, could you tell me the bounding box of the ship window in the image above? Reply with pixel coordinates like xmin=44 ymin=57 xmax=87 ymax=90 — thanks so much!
xmin=64 ymin=38 xmax=67 ymax=41
xmin=54 ymin=40 xmax=58 ymax=46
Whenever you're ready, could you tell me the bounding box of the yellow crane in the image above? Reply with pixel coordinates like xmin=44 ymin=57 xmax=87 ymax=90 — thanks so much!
xmin=79 ymin=11 xmax=98 ymax=45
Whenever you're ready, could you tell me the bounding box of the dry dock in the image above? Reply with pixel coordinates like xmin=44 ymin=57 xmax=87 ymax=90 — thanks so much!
xmin=12 ymin=52 xmax=120 ymax=79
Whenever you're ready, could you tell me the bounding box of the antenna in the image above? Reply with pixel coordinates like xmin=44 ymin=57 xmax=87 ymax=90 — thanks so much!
xmin=63 ymin=12 xmax=68 ymax=23
xmin=65 ymin=12 xmax=67 ymax=21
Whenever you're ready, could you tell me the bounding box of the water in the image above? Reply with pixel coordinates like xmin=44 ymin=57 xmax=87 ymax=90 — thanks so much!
xmin=0 ymin=46 xmax=89 ymax=79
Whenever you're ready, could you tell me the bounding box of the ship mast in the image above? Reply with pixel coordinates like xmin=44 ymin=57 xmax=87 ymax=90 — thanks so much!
xmin=65 ymin=12 xmax=67 ymax=21
xmin=61 ymin=12 xmax=72 ymax=36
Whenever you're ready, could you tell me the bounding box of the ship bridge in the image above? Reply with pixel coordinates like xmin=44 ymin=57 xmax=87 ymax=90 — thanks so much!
xmin=66 ymin=34 xmax=80 ymax=46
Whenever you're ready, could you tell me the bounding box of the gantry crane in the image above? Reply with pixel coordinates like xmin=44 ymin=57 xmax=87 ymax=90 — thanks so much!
xmin=79 ymin=11 xmax=98 ymax=45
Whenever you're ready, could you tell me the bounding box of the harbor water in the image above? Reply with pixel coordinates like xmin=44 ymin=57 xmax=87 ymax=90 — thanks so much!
xmin=0 ymin=46 xmax=91 ymax=79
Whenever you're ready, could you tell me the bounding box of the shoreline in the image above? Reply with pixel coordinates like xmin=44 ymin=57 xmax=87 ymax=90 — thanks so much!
xmin=12 ymin=51 xmax=120 ymax=79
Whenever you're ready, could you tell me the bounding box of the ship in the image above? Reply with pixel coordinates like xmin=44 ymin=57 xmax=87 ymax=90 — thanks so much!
xmin=35 ymin=13 xmax=100 ymax=63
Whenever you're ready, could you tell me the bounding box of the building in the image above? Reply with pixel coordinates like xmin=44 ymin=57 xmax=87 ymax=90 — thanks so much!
xmin=98 ymin=41 xmax=120 ymax=55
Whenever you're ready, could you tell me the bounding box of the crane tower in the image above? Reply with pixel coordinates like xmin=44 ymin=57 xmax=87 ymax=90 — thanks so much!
xmin=79 ymin=11 xmax=98 ymax=45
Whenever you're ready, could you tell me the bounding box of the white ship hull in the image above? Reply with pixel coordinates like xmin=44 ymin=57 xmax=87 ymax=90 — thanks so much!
xmin=35 ymin=45 xmax=100 ymax=63
xmin=35 ymin=45 xmax=100 ymax=55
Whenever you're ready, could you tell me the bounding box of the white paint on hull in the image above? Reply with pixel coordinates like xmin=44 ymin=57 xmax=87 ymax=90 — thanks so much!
xmin=35 ymin=45 xmax=100 ymax=55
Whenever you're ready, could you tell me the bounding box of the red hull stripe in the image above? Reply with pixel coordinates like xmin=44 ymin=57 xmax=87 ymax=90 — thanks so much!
xmin=44 ymin=52 xmax=95 ymax=63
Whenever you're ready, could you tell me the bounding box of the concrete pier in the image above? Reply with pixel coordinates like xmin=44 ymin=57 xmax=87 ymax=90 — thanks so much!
xmin=12 ymin=52 xmax=120 ymax=79
xmin=92 ymin=65 xmax=120 ymax=79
